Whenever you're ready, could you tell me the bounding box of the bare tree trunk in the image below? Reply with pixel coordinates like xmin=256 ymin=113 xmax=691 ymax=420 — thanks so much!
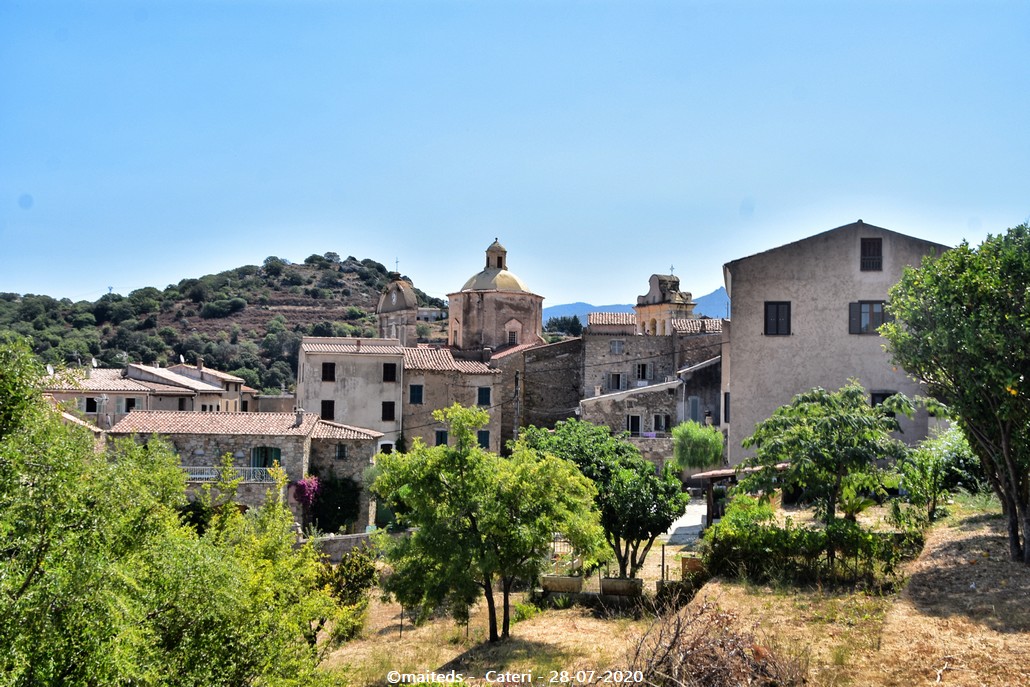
xmin=501 ymin=578 xmax=512 ymax=639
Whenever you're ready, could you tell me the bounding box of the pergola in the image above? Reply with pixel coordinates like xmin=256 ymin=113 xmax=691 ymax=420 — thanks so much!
xmin=692 ymin=462 xmax=789 ymax=527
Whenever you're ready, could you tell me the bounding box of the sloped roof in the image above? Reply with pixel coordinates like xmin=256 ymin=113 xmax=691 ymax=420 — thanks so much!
xmin=403 ymin=348 xmax=499 ymax=375
xmin=588 ymin=312 xmax=636 ymax=326
xmin=126 ymin=364 xmax=225 ymax=393
xmin=45 ymin=368 xmax=152 ymax=393
xmin=109 ymin=411 xmax=320 ymax=436
xmin=301 ymin=337 xmax=404 ymax=355
xmin=311 ymin=420 xmax=383 ymax=441
xmin=168 ymin=364 xmax=245 ymax=384
xmin=671 ymin=318 xmax=723 ymax=334
xmin=489 ymin=341 xmax=546 ymax=360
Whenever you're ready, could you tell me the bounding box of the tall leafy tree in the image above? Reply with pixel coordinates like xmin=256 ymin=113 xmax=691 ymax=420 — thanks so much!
xmin=882 ymin=224 xmax=1030 ymax=563
xmin=372 ymin=405 xmax=602 ymax=642
xmin=520 ymin=420 xmax=689 ymax=579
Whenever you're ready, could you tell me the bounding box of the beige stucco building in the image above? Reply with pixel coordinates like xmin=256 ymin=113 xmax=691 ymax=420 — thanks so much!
xmin=721 ymin=220 xmax=949 ymax=463
xmin=295 ymin=337 xmax=405 ymax=454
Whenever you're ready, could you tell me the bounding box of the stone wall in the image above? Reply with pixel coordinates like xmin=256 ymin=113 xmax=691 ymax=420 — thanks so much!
xmin=309 ymin=437 xmax=380 ymax=532
xmin=523 ymin=338 xmax=583 ymax=431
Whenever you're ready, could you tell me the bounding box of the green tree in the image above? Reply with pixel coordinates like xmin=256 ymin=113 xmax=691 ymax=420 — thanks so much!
xmin=520 ymin=419 xmax=689 ymax=578
xmin=900 ymin=426 xmax=974 ymax=522
xmin=372 ymin=405 xmax=602 ymax=641
xmin=882 ymin=224 xmax=1030 ymax=563
xmin=739 ymin=381 xmax=908 ymax=565
xmin=0 ymin=339 xmax=355 ymax=684
xmin=672 ymin=420 xmax=724 ymax=470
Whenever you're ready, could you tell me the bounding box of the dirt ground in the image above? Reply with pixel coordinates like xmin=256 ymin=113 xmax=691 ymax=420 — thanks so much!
xmin=325 ymin=503 xmax=1030 ymax=687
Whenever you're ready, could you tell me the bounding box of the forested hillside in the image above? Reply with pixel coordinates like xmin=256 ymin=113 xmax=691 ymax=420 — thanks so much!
xmin=0 ymin=253 xmax=445 ymax=393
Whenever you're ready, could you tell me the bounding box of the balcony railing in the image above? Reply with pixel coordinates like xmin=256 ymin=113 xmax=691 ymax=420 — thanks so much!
xmin=182 ymin=465 xmax=276 ymax=483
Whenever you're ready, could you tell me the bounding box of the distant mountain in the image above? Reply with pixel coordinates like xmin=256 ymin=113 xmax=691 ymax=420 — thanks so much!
xmin=543 ymin=287 xmax=729 ymax=324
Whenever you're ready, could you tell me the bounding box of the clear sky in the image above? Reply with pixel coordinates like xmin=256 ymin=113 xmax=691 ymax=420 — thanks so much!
xmin=2 ymin=1 xmax=1027 ymax=307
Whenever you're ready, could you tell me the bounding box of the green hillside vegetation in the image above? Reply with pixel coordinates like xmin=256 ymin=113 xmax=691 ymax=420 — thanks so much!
xmin=0 ymin=253 xmax=446 ymax=393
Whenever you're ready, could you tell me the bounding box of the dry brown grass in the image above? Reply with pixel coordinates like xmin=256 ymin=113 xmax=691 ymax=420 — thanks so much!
xmin=323 ymin=499 xmax=1030 ymax=686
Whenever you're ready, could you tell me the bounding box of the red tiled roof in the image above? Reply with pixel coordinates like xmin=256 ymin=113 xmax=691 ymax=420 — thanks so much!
xmin=301 ymin=337 xmax=404 ymax=355
xmin=588 ymin=312 xmax=636 ymax=326
xmin=108 ymin=411 xmax=320 ymax=436
xmin=490 ymin=341 xmax=545 ymax=360
xmin=403 ymin=348 xmax=499 ymax=375
xmin=311 ymin=420 xmax=383 ymax=441
xmin=671 ymin=318 xmax=723 ymax=334
xmin=44 ymin=368 xmax=152 ymax=393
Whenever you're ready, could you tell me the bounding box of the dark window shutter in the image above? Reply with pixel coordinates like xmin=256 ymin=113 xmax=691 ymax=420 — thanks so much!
xmin=849 ymin=303 xmax=861 ymax=334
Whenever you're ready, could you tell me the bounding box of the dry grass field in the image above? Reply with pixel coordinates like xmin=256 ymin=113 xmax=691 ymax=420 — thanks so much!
xmin=324 ymin=494 xmax=1030 ymax=686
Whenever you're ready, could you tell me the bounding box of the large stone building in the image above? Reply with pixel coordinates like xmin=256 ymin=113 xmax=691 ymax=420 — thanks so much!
xmin=720 ymin=219 xmax=949 ymax=463
xmin=448 ymin=239 xmax=546 ymax=355
xmin=108 ymin=409 xmax=383 ymax=529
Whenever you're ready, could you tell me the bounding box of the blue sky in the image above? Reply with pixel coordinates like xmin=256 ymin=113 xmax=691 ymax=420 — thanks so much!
xmin=2 ymin=1 xmax=1028 ymax=307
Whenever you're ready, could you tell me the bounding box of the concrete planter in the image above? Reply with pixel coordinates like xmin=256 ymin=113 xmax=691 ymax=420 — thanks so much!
xmin=600 ymin=577 xmax=643 ymax=596
xmin=540 ymin=575 xmax=584 ymax=594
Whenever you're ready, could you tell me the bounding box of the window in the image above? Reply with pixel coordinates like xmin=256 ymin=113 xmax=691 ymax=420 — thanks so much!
xmin=610 ymin=339 xmax=624 ymax=354
xmin=477 ymin=387 xmax=491 ymax=406
xmin=654 ymin=414 xmax=671 ymax=432
xmin=320 ymin=399 xmax=335 ymax=421
xmin=178 ymin=398 xmax=187 ymax=411
xmin=861 ymin=238 xmax=883 ymax=271
xmin=321 ymin=362 xmax=336 ymax=382
xmin=383 ymin=363 xmax=397 ymax=382
xmin=636 ymin=363 xmax=653 ymax=381
xmin=477 ymin=430 xmax=490 ymax=449
xmin=241 ymin=400 xmax=248 ymax=412
xmin=607 ymin=372 xmax=625 ymax=391
xmin=382 ymin=401 xmax=395 ymax=422
xmin=849 ymin=301 xmax=890 ymax=334
xmin=335 ymin=444 xmax=347 ymax=460
xmin=380 ymin=443 xmax=393 ymax=454
xmin=251 ymin=446 xmax=281 ymax=469
xmin=409 ymin=384 xmax=424 ymax=405
xmin=125 ymin=397 xmax=137 ymax=412
xmin=85 ymin=397 xmax=98 ymax=413
xmin=764 ymin=301 xmax=791 ymax=336
xmin=508 ymin=331 xmax=517 ymax=346
xmin=626 ymin=415 xmax=641 ymax=436
xmin=871 ymin=391 xmax=896 ymax=417
xmin=688 ymin=396 xmax=701 ymax=422
xmin=435 ymin=430 xmax=448 ymax=446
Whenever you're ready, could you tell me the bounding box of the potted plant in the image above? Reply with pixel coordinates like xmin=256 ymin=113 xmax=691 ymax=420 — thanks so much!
xmin=540 ymin=552 xmax=584 ymax=593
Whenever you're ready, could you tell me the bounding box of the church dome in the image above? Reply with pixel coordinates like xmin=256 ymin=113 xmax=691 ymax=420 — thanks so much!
xmin=459 ymin=239 xmax=533 ymax=293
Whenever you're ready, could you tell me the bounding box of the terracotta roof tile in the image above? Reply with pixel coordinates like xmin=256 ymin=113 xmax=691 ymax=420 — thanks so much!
xmin=44 ymin=368 xmax=152 ymax=393
xmin=489 ymin=341 xmax=545 ymax=360
xmin=588 ymin=312 xmax=636 ymax=326
xmin=403 ymin=348 xmax=498 ymax=375
xmin=109 ymin=411 xmax=320 ymax=436
xmin=671 ymin=318 xmax=723 ymax=334
xmin=301 ymin=337 xmax=404 ymax=355
xmin=311 ymin=420 xmax=383 ymax=441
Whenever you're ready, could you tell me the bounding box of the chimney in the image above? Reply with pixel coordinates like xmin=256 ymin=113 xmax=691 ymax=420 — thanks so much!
xmin=355 ymin=339 xmax=361 ymax=351
xmin=294 ymin=407 xmax=305 ymax=427
xmin=196 ymin=356 xmax=204 ymax=371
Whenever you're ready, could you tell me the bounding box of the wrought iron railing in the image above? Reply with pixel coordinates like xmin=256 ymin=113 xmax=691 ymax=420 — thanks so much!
xmin=182 ymin=465 xmax=276 ymax=483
